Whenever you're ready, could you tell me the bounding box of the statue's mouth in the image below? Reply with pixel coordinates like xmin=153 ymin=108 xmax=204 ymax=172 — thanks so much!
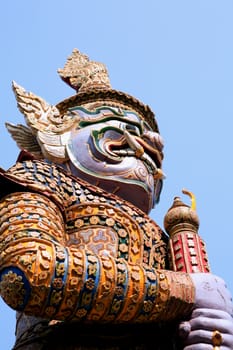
xmin=101 ymin=130 xmax=164 ymax=178
xmin=68 ymin=125 xmax=165 ymax=181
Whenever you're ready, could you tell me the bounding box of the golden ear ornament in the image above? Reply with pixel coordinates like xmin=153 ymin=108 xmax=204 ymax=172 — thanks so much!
xmin=7 ymin=81 xmax=79 ymax=163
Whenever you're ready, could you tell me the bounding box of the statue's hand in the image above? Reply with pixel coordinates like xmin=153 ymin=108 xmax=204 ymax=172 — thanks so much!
xmin=190 ymin=273 xmax=233 ymax=313
xmin=180 ymin=308 xmax=233 ymax=349
xmin=179 ymin=273 xmax=233 ymax=349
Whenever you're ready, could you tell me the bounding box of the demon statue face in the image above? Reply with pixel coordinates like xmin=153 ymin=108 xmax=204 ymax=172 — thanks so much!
xmin=6 ymin=49 xmax=165 ymax=213
xmin=65 ymin=105 xmax=164 ymax=212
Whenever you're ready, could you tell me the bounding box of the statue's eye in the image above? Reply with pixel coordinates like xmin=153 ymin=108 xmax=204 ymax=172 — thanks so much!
xmin=125 ymin=124 xmax=136 ymax=131
xmin=125 ymin=124 xmax=140 ymax=135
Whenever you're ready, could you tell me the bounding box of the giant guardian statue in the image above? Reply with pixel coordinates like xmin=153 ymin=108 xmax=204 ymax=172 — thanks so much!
xmin=0 ymin=49 xmax=232 ymax=349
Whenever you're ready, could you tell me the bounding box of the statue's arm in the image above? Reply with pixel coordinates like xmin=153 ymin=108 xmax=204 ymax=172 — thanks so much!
xmin=0 ymin=191 xmax=194 ymax=323
xmin=2 ymin=189 xmax=232 ymax=349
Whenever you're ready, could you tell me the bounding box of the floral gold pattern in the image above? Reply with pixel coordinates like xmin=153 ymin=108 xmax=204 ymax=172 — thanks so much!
xmin=0 ymin=160 xmax=194 ymax=324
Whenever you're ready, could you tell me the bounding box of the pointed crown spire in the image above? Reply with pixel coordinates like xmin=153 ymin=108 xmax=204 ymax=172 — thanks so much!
xmin=57 ymin=48 xmax=111 ymax=93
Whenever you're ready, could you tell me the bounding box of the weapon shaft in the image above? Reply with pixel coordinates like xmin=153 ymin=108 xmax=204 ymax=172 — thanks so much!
xmin=164 ymin=189 xmax=210 ymax=273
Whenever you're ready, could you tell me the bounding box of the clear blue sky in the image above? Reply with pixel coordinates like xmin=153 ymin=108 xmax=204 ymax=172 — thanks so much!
xmin=0 ymin=1 xmax=233 ymax=348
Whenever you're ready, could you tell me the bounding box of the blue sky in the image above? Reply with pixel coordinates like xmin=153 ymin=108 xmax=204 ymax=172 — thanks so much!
xmin=0 ymin=1 xmax=233 ymax=348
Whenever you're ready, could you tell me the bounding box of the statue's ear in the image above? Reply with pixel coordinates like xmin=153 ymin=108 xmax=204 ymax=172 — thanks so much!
xmin=5 ymin=122 xmax=42 ymax=159
xmin=12 ymin=80 xmax=59 ymax=134
xmin=9 ymin=81 xmax=78 ymax=163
